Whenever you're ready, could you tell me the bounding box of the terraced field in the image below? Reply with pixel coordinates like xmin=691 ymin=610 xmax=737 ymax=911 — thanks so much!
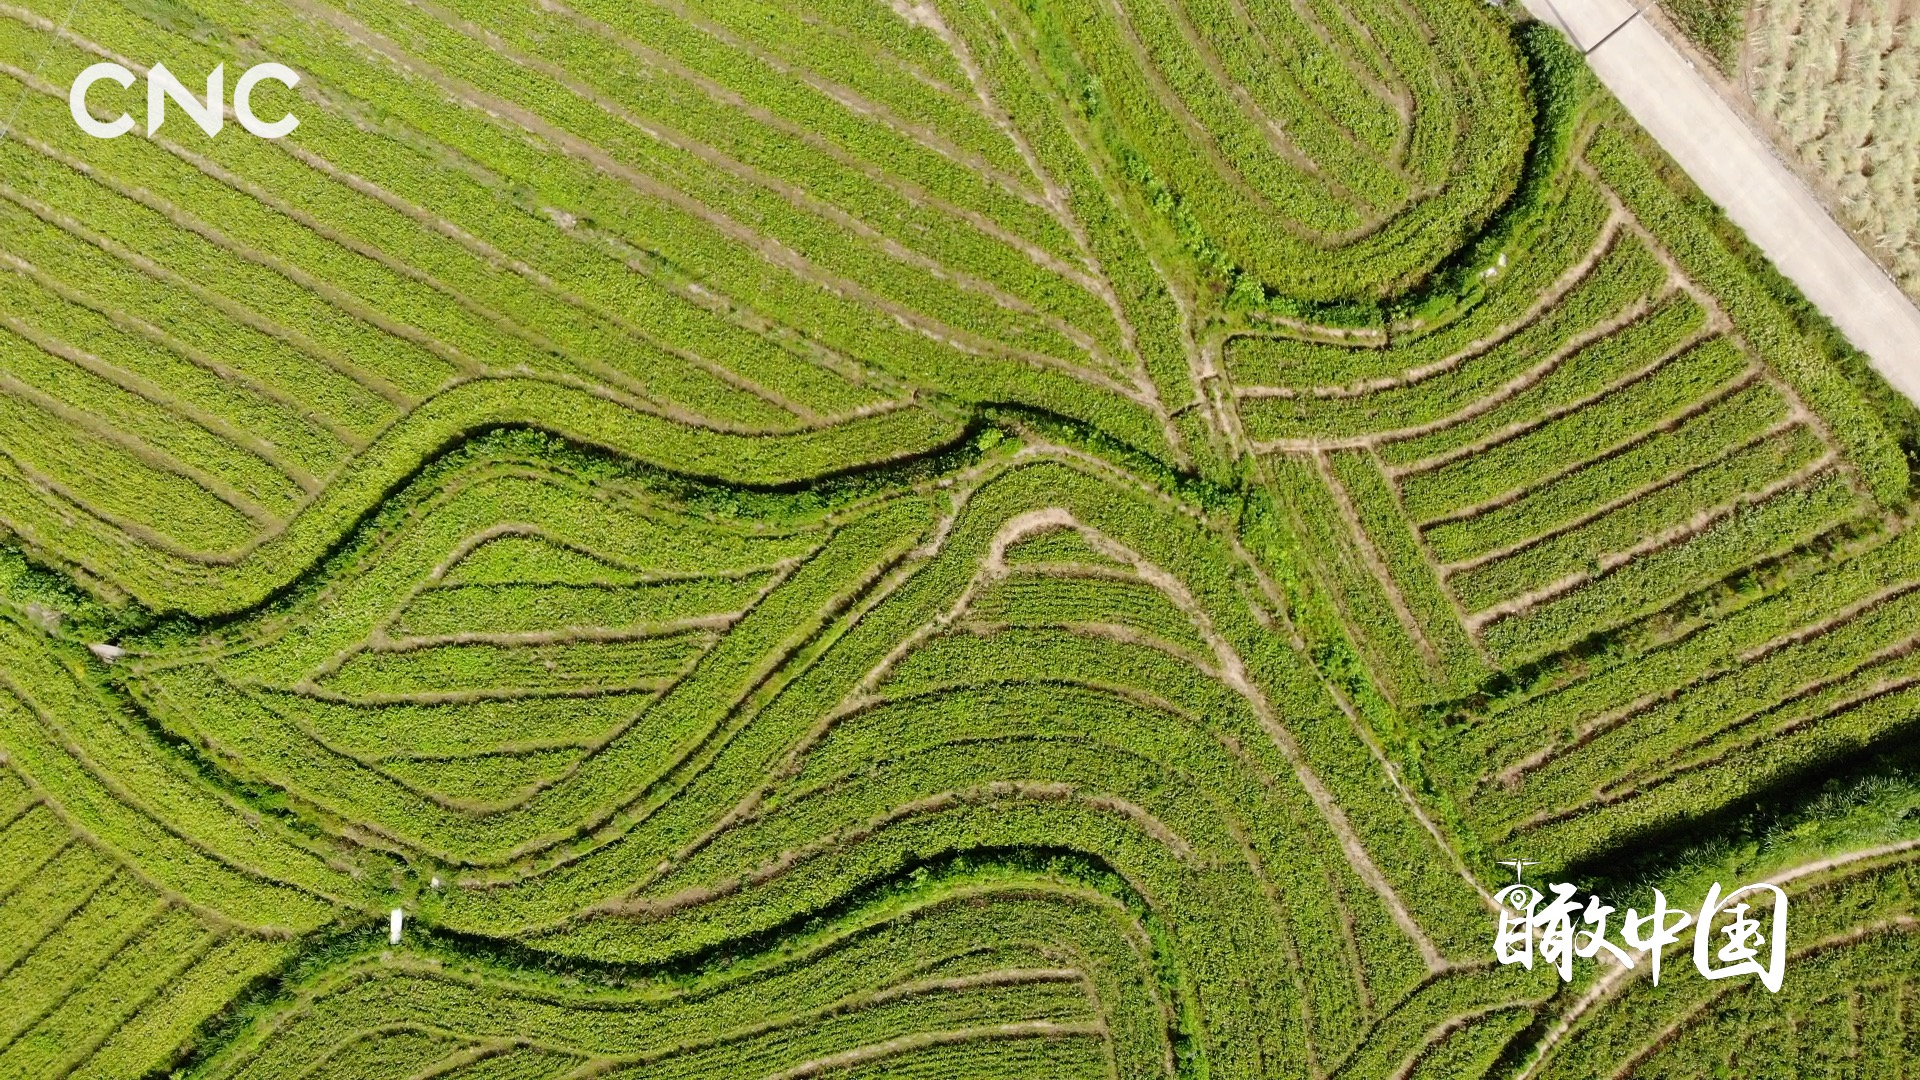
xmin=1 ymin=0 xmax=1919 ymax=1076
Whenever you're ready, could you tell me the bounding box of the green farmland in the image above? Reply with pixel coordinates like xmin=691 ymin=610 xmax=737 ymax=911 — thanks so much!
xmin=0 ymin=0 xmax=1917 ymax=1075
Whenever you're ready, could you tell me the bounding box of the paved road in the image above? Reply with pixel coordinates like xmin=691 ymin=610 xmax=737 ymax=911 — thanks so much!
xmin=1522 ymin=0 xmax=1920 ymax=405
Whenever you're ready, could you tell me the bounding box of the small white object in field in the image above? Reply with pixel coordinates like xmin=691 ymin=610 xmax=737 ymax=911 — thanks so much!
xmin=23 ymin=603 xmax=60 ymax=632
xmin=389 ymin=908 xmax=404 ymax=944
xmin=88 ymin=643 xmax=125 ymax=662
xmin=430 ymin=876 xmax=441 ymax=889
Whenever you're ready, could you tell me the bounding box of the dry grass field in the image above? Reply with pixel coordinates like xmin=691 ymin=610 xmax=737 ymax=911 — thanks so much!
xmin=1743 ymin=0 xmax=1920 ymax=297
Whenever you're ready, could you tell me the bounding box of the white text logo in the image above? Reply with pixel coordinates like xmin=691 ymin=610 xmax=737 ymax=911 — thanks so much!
xmin=1494 ymin=875 xmax=1788 ymax=991
xmin=69 ymin=62 xmax=299 ymax=139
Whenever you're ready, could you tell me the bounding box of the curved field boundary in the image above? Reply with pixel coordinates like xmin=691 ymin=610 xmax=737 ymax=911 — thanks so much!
xmin=0 ymin=377 xmax=962 ymax=616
